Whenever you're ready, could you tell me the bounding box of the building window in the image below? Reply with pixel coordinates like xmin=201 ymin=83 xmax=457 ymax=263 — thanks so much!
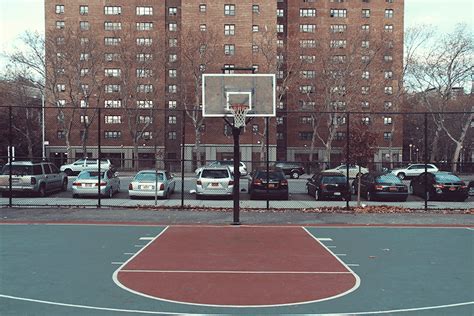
xmin=80 ymin=37 xmax=89 ymax=45
xmin=105 ymin=68 xmax=121 ymax=77
xmin=330 ymin=9 xmax=347 ymax=18
xmin=105 ymin=115 xmax=122 ymax=124
xmin=105 ymin=84 xmax=120 ymax=93
xmin=168 ymin=85 xmax=177 ymax=93
xmin=224 ymin=24 xmax=235 ymax=35
xmin=384 ymin=117 xmax=393 ymax=125
xmin=300 ymin=70 xmax=316 ymax=79
xmin=104 ymin=22 xmax=122 ymax=31
xmin=300 ymin=39 xmax=316 ymax=48
xmin=168 ymin=116 xmax=177 ymax=124
xmin=362 ymin=71 xmax=370 ymax=79
xmin=137 ymin=100 xmax=153 ymax=108
xmin=361 ymin=101 xmax=369 ymax=108
xmin=384 ymin=71 xmax=393 ymax=79
xmin=104 ymin=131 xmax=121 ymax=139
xmin=136 ymin=38 xmax=152 ymax=46
xmin=300 ymin=9 xmax=316 ymax=17
xmin=169 ymin=22 xmax=177 ymax=32
xmin=332 ymin=55 xmax=346 ymax=63
xmin=384 ymin=55 xmax=393 ymax=62
xmin=224 ymin=4 xmax=235 ymax=16
xmin=200 ymin=4 xmax=206 ymax=12
xmin=252 ymin=5 xmax=259 ymax=14
xmin=80 ymin=21 xmax=90 ymax=30
xmin=79 ymin=5 xmax=88 ymax=15
xmin=300 ymin=24 xmax=316 ymax=33
xmin=168 ymin=100 xmax=177 ymax=109
xmin=300 ymin=116 xmax=313 ymax=124
xmin=277 ymin=132 xmax=284 ymax=140
xmin=385 ymin=86 xmax=393 ymax=95
xmin=136 ymin=53 xmax=152 ymax=62
xmin=136 ymin=22 xmax=153 ymax=31
xmin=384 ymin=101 xmax=392 ymax=110
xmin=80 ymin=53 xmax=89 ymax=61
xmin=169 ymin=7 xmax=177 ymax=16
xmin=168 ymin=131 xmax=177 ymax=140
xmin=136 ymin=6 xmax=153 ymax=16
xmin=385 ymin=9 xmax=394 ymax=18
xmin=57 ymin=130 xmax=66 ymax=139
xmin=277 ymin=24 xmax=284 ymax=33
xmin=80 ymin=68 xmax=89 ymax=76
xmin=200 ymin=24 xmax=207 ymax=32
xmin=252 ymin=45 xmax=259 ymax=53
xmin=361 ymin=40 xmax=370 ymax=48
xmin=104 ymin=37 xmax=121 ymax=45
xmin=80 ymin=115 xmax=89 ymax=124
xmin=167 ymin=69 xmax=177 ymax=78
xmin=276 ymin=117 xmax=284 ymax=125
xmin=136 ymin=68 xmax=153 ymax=78
xmin=56 ymin=21 xmax=65 ymax=29
xmin=299 ymin=85 xmax=315 ymax=94
xmin=169 ymin=38 xmax=178 ymax=47
xmin=361 ymin=86 xmax=370 ymax=94
xmin=298 ymin=132 xmax=313 ymax=140
xmin=384 ymin=132 xmax=392 ymax=140
xmin=330 ymin=24 xmax=346 ymax=33
xmin=104 ymin=100 xmax=122 ymax=108
xmin=138 ymin=116 xmax=153 ymax=124
xmin=330 ymin=40 xmax=347 ymax=48
xmin=136 ymin=85 xmax=153 ymax=93
xmin=362 ymin=9 xmax=371 ymax=18
xmin=384 ymin=24 xmax=394 ymax=32
xmin=57 ymin=99 xmax=66 ymax=107
xmin=55 ymin=5 xmax=64 ymax=14
xmin=252 ymin=25 xmax=259 ymax=32
xmin=141 ymin=131 xmax=153 ymax=140
xmin=335 ymin=132 xmax=345 ymax=140
xmin=300 ymin=55 xmax=316 ymax=63
xmin=169 ymin=54 xmax=177 ymax=62
xmin=277 ymin=9 xmax=284 ymax=17
xmin=104 ymin=6 xmax=121 ymax=15
xmin=361 ymin=24 xmax=370 ymax=32
xmin=224 ymin=64 xmax=235 ymax=74
xmin=224 ymin=44 xmax=235 ymax=55
xmin=362 ymin=117 xmax=371 ymax=125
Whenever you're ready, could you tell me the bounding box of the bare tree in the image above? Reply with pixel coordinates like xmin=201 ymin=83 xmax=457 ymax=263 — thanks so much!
xmin=180 ymin=27 xmax=221 ymax=167
xmin=407 ymin=24 xmax=473 ymax=171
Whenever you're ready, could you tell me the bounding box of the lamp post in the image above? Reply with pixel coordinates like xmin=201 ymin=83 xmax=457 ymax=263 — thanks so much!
xmin=409 ymin=143 xmax=413 ymax=163
xmin=42 ymin=93 xmax=45 ymax=160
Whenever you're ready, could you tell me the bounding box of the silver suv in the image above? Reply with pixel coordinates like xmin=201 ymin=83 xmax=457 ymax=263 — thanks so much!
xmin=193 ymin=166 xmax=234 ymax=199
xmin=0 ymin=161 xmax=68 ymax=197
xmin=60 ymin=158 xmax=112 ymax=176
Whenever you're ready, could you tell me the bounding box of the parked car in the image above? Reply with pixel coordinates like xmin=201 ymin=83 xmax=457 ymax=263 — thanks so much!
xmin=128 ymin=170 xmax=176 ymax=199
xmin=324 ymin=164 xmax=368 ymax=179
xmin=194 ymin=166 xmax=234 ymax=199
xmin=352 ymin=172 xmax=409 ymax=201
xmin=390 ymin=163 xmax=438 ymax=180
xmin=60 ymin=158 xmax=112 ymax=176
xmin=274 ymin=162 xmax=305 ymax=179
xmin=409 ymin=171 xmax=468 ymax=202
xmin=195 ymin=160 xmax=248 ymax=176
xmin=72 ymin=169 xmax=120 ymax=198
xmin=0 ymin=161 xmax=68 ymax=197
xmin=306 ymin=172 xmax=350 ymax=201
xmin=469 ymin=181 xmax=474 ymax=196
xmin=248 ymin=168 xmax=289 ymax=200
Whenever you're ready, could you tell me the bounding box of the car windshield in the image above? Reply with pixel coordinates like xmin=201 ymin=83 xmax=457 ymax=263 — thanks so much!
xmin=135 ymin=172 xmax=164 ymax=181
xmin=201 ymin=169 xmax=229 ymax=179
xmin=322 ymin=176 xmax=347 ymax=184
xmin=376 ymin=174 xmax=403 ymax=184
xmin=77 ymin=171 xmax=106 ymax=179
xmin=219 ymin=161 xmax=234 ymax=166
xmin=434 ymin=174 xmax=461 ymax=182
xmin=1 ymin=165 xmax=42 ymax=176
xmin=255 ymin=170 xmax=284 ymax=180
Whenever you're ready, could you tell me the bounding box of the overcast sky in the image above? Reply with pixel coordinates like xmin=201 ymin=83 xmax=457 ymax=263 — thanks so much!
xmin=1 ymin=0 xmax=473 ymax=58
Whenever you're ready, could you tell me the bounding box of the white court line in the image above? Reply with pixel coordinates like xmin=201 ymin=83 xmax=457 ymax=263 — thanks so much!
xmin=139 ymin=237 xmax=154 ymax=241
xmin=347 ymin=264 xmax=360 ymax=267
xmin=111 ymin=262 xmax=124 ymax=265
xmin=1 ymin=294 xmax=472 ymax=315
xmin=119 ymin=269 xmax=352 ymax=275
xmin=123 ymin=253 xmax=135 ymax=256
xmin=335 ymin=254 xmax=347 ymax=256
xmin=134 ymin=245 xmax=146 ymax=248
xmin=327 ymin=245 xmax=337 ymax=248
xmin=317 ymin=238 xmax=333 ymax=241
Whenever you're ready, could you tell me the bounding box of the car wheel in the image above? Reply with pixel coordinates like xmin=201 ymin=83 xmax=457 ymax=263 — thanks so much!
xmin=64 ymin=169 xmax=73 ymax=176
xmin=291 ymin=171 xmax=300 ymax=179
xmin=314 ymin=190 xmax=320 ymax=201
xmin=397 ymin=172 xmax=406 ymax=180
xmin=38 ymin=185 xmax=47 ymax=197
xmin=61 ymin=178 xmax=68 ymax=191
xmin=409 ymin=184 xmax=414 ymax=195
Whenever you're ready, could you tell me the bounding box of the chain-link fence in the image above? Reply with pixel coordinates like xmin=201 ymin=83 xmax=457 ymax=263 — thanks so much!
xmin=1 ymin=105 xmax=472 ymax=211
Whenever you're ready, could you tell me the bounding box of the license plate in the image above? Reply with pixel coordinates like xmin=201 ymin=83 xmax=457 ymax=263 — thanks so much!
xmin=141 ymin=185 xmax=152 ymax=190
xmin=211 ymin=183 xmax=219 ymax=187
xmin=334 ymin=192 xmax=341 ymax=196
xmin=389 ymin=187 xmax=397 ymax=191
xmin=268 ymin=184 xmax=275 ymax=188
xmin=85 ymin=183 xmax=93 ymax=187
xmin=449 ymin=187 xmax=456 ymax=191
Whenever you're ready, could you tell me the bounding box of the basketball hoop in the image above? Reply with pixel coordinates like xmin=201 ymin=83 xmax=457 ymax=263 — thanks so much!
xmin=229 ymin=104 xmax=250 ymax=128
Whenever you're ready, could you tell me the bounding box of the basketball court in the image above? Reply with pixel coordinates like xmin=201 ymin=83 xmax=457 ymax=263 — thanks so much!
xmin=1 ymin=222 xmax=473 ymax=315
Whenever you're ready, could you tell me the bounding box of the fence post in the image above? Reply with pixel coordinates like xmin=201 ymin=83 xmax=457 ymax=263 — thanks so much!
xmin=266 ymin=117 xmax=270 ymax=210
xmin=424 ymin=112 xmax=428 ymax=212
xmin=346 ymin=112 xmax=350 ymax=210
xmin=8 ymin=105 xmax=12 ymax=207
xmin=97 ymin=107 xmax=101 ymax=208
xmin=180 ymin=109 xmax=186 ymax=209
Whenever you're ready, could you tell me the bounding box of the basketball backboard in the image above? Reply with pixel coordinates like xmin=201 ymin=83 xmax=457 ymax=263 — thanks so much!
xmin=202 ymin=74 xmax=276 ymax=117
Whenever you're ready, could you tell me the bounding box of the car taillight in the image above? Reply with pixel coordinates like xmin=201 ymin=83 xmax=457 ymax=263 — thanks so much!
xmin=31 ymin=177 xmax=37 ymax=185
xmin=433 ymin=184 xmax=445 ymax=189
xmin=375 ymin=185 xmax=384 ymax=191
xmin=159 ymin=183 xmax=165 ymax=190
xmin=95 ymin=181 xmax=106 ymax=186
xmin=253 ymin=179 xmax=262 ymax=185
xmin=197 ymin=180 xmax=202 ymax=185
xmin=72 ymin=182 xmax=80 ymax=186
xmin=460 ymin=185 xmax=467 ymax=189
xmin=229 ymin=180 xmax=234 ymax=185
xmin=281 ymin=179 xmax=288 ymax=186
xmin=128 ymin=183 xmax=133 ymax=190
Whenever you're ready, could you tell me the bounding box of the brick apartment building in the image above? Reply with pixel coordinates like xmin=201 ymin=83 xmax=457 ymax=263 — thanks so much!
xmin=44 ymin=0 xmax=404 ymax=171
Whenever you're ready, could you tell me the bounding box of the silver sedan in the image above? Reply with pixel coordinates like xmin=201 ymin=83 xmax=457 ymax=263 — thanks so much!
xmin=128 ymin=170 xmax=176 ymax=199
xmin=72 ymin=169 xmax=120 ymax=198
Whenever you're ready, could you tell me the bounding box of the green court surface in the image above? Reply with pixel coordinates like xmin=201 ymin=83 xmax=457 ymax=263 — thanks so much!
xmin=0 ymin=224 xmax=473 ymax=315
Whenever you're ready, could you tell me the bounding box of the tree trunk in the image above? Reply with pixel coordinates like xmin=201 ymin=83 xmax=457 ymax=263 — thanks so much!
xmin=133 ymin=142 xmax=140 ymax=171
xmin=430 ymin=125 xmax=441 ymax=162
xmin=194 ymin=128 xmax=202 ymax=168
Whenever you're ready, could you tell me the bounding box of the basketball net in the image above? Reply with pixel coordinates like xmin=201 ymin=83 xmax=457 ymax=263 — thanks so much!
xmin=229 ymin=104 xmax=250 ymax=130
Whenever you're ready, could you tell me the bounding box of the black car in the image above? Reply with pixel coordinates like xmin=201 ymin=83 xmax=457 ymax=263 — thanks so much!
xmin=352 ymin=172 xmax=408 ymax=201
xmin=306 ymin=172 xmax=350 ymax=201
xmin=274 ymin=162 xmax=305 ymax=179
xmin=248 ymin=168 xmax=289 ymax=200
xmin=410 ymin=172 xmax=468 ymax=202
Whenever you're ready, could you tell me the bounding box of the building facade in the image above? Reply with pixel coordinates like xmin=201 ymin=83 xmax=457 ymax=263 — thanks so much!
xmin=44 ymin=0 xmax=404 ymax=171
